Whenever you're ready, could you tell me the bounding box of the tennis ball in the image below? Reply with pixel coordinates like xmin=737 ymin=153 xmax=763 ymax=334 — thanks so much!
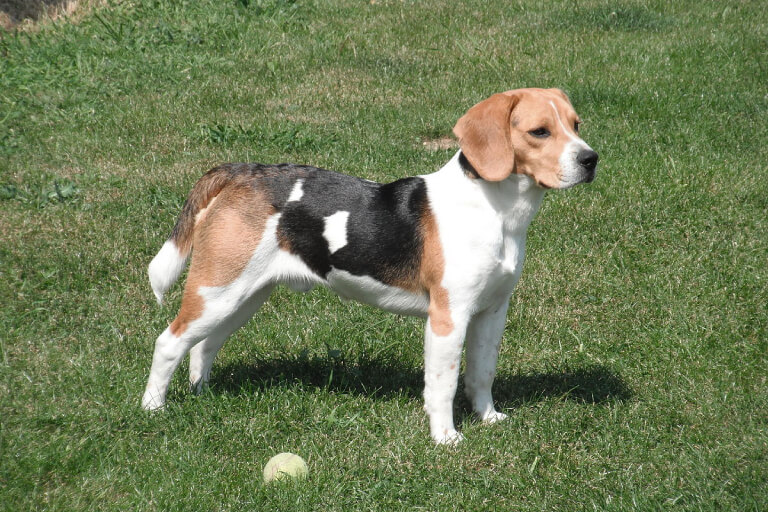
xmin=263 ymin=452 xmax=308 ymax=483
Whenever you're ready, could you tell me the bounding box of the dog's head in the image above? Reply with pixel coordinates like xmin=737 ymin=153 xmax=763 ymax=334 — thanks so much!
xmin=453 ymin=88 xmax=598 ymax=189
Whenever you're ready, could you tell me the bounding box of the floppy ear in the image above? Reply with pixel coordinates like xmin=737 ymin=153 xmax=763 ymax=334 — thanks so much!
xmin=452 ymin=93 xmax=519 ymax=181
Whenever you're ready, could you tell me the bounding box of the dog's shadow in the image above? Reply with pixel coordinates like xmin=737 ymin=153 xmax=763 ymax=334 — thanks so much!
xmin=213 ymin=351 xmax=632 ymax=408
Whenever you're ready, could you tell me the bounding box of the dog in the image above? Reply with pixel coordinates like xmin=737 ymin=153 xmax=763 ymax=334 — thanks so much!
xmin=141 ymin=88 xmax=598 ymax=444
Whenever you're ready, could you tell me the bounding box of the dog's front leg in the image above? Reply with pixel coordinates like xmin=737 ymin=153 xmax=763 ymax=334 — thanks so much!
xmin=423 ymin=312 xmax=468 ymax=444
xmin=464 ymin=298 xmax=511 ymax=424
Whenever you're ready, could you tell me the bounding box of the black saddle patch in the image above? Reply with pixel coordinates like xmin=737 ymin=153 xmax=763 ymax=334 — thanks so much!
xmin=248 ymin=164 xmax=430 ymax=287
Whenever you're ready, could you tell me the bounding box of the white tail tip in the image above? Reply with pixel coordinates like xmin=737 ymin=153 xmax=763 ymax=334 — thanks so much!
xmin=148 ymin=241 xmax=187 ymax=305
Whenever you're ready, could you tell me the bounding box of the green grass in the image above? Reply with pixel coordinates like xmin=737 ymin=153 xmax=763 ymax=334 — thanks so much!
xmin=1 ymin=0 xmax=766 ymax=509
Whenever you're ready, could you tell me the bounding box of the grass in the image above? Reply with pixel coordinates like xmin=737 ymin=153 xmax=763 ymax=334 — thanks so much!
xmin=1 ymin=0 xmax=766 ymax=509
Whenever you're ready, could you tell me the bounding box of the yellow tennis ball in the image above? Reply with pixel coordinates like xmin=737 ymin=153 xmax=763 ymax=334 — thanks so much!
xmin=263 ymin=452 xmax=308 ymax=483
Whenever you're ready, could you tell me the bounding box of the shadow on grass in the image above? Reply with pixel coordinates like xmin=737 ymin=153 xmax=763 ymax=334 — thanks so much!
xmin=214 ymin=352 xmax=632 ymax=406
xmin=493 ymin=365 xmax=633 ymax=406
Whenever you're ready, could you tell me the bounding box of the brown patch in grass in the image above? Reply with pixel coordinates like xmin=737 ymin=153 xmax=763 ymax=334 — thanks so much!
xmin=420 ymin=136 xmax=458 ymax=152
xmin=0 ymin=0 xmax=104 ymax=31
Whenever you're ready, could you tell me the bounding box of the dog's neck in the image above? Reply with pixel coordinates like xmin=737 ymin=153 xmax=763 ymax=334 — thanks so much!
xmin=428 ymin=151 xmax=546 ymax=232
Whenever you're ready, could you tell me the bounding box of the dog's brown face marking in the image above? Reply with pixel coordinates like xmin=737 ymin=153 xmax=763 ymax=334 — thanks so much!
xmin=506 ymin=88 xmax=582 ymax=189
xmin=453 ymin=88 xmax=586 ymax=189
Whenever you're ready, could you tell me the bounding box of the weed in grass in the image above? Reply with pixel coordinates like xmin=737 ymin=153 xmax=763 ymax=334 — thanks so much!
xmin=0 ymin=178 xmax=78 ymax=206
xmin=235 ymin=0 xmax=300 ymax=17
xmin=198 ymin=121 xmax=334 ymax=153
xmin=198 ymin=122 xmax=263 ymax=146
xmin=555 ymin=4 xmax=673 ymax=32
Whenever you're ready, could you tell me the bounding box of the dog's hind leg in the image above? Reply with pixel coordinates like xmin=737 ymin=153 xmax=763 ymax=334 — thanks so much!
xmin=141 ymin=277 xmax=271 ymax=411
xmin=188 ymin=285 xmax=274 ymax=394
xmin=142 ymin=324 xmax=204 ymax=411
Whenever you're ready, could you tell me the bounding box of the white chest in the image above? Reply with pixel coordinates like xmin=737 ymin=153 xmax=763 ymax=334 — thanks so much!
xmin=423 ymin=153 xmax=545 ymax=311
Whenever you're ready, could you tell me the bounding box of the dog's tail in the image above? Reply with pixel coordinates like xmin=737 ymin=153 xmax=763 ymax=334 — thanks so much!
xmin=148 ymin=167 xmax=232 ymax=304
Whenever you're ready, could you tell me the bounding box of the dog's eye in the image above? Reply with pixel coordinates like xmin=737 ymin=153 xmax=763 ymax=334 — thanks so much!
xmin=574 ymin=121 xmax=581 ymax=132
xmin=529 ymin=128 xmax=550 ymax=138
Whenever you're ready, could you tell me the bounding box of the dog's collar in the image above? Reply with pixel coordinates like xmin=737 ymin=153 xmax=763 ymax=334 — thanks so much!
xmin=458 ymin=152 xmax=482 ymax=180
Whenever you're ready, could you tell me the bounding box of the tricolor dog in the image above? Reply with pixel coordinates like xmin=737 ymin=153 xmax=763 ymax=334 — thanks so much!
xmin=142 ymin=88 xmax=598 ymax=444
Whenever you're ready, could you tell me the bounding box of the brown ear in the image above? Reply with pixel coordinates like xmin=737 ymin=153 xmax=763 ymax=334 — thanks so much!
xmin=452 ymin=93 xmax=519 ymax=181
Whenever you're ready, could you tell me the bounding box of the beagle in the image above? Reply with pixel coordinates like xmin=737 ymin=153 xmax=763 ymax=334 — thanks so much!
xmin=142 ymin=88 xmax=598 ymax=444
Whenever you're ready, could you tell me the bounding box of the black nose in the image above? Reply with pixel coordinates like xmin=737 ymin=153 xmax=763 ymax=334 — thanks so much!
xmin=577 ymin=149 xmax=599 ymax=173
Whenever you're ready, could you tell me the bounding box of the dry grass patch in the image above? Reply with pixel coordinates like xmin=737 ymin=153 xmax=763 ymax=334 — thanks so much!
xmin=420 ymin=136 xmax=457 ymax=151
xmin=266 ymin=68 xmax=380 ymax=125
xmin=0 ymin=0 xmax=104 ymax=30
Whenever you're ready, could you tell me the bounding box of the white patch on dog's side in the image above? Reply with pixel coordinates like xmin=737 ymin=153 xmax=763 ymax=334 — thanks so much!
xmin=148 ymin=240 xmax=188 ymax=304
xmin=274 ymin=249 xmax=323 ymax=293
xmin=323 ymin=211 xmax=350 ymax=254
xmin=287 ymin=179 xmax=305 ymax=202
xmin=326 ymin=269 xmax=429 ymax=316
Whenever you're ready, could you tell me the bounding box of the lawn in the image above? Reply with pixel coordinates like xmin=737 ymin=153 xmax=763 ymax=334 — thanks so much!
xmin=1 ymin=0 xmax=766 ymax=510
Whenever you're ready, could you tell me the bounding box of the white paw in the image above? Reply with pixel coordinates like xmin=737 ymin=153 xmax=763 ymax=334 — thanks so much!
xmin=189 ymin=377 xmax=208 ymax=395
xmin=482 ymin=410 xmax=508 ymax=424
xmin=141 ymin=393 xmax=166 ymax=411
xmin=433 ymin=429 xmax=465 ymax=445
